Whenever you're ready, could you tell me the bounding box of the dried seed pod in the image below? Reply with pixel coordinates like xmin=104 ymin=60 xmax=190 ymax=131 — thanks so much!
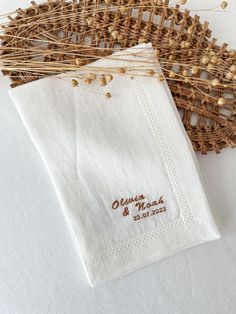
xmin=191 ymin=67 xmax=199 ymax=75
xmin=179 ymin=0 xmax=187 ymax=4
xmin=119 ymin=6 xmax=127 ymax=14
xmin=154 ymin=0 xmax=163 ymax=5
xmin=218 ymin=97 xmax=226 ymax=106
xmin=220 ymin=1 xmax=228 ymax=9
xmin=88 ymin=73 xmax=96 ymax=80
xmin=86 ymin=17 xmax=93 ymax=26
xmin=187 ymin=26 xmax=194 ymax=34
xmin=169 ymin=71 xmax=176 ymax=78
xmin=138 ymin=38 xmax=146 ymax=44
xmin=147 ymin=69 xmax=155 ymax=77
xmin=169 ymin=54 xmax=175 ymax=61
xmin=185 ymin=42 xmax=190 ymax=49
xmin=180 ymin=41 xmax=190 ymax=49
xmin=169 ymin=39 xmax=176 ymax=46
xmin=84 ymin=78 xmax=92 ymax=85
xmin=201 ymin=55 xmax=210 ymax=65
xmin=229 ymin=49 xmax=235 ymax=57
xmin=158 ymin=74 xmax=165 ymax=81
xmin=105 ymin=92 xmax=112 ymax=99
xmin=210 ymin=55 xmax=219 ymax=64
xmin=117 ymin=34 xmax=123 ymax=41
xmin=111 ymin=30 xmax=119 ymax=40
xmin=75 ymin=59 xmax=85 ymax=66
xmin=209 ymin=50 xmax=216 ymax=56
xmin=71 ymin=79 xmax=79 ymax=87
xmin=226 ymin=72 xmax=233 ymax=80
xmin=207 ymin=63 xmax=215 ymax=72
xmin=99 ymin=75 xmax=107 ymax=87
xmin=106 ymin=74 xmax=113 ymax=82
xmin=229 ymin=64 xmax=236 ymax=73
xmin=108 ymin=26 xmax=114 ymax=33
xmin=155 ymin=49 xmax=161 ymax=56
xmin=182 ymin=69 xmax=189 ymax=77
xmin=119 ymin=67 xmax=126 ymax=74
xmin=211 ymin=78 xmax=220 ymax=87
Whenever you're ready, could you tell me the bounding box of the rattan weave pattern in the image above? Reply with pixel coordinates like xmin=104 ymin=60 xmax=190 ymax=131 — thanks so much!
xmin=1 ymin=0 xmax=236 ymax=154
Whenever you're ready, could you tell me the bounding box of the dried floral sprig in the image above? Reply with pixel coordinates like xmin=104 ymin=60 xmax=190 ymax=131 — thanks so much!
xmin=0 ymin=0 xmax=235 ymax=103
xmin=67 ymin=60 xmax=167 ymax=99
xmin=0 ymin=0 xmax=235 ymax=154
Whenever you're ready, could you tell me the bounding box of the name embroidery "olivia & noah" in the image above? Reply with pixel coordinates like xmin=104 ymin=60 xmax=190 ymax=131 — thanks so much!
xmin=112 ymin=194 xmax=167 ymax=222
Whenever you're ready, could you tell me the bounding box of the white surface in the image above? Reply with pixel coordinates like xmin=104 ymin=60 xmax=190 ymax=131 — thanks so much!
xmin=0 ymin=0 xmax=236 ymax=313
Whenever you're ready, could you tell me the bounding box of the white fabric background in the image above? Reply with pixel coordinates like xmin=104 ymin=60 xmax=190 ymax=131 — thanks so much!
xmin=0 ymin=0 xmax=236 ymax=313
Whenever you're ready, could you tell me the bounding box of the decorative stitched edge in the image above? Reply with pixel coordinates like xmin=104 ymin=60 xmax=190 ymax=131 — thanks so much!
xmin=86 ymin=218 xmax=186 ymax=266
xmin=133 ymin=75 xmax=194 ymax=225
xmin=85 ymin=64 xmax=196 ymax=268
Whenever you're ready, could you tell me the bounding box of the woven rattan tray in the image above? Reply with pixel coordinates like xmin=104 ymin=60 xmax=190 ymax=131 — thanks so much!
xmin=1 ymin=0 xmax=236 ymax=154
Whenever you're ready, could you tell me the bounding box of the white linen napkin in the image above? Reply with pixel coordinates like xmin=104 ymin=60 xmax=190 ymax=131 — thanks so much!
xmin=9 ymin=43 xmax=220 ymax=286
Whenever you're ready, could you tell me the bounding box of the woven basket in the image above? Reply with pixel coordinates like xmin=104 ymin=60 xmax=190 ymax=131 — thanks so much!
xmin=1 ymin=0 xmax=236 ymax=154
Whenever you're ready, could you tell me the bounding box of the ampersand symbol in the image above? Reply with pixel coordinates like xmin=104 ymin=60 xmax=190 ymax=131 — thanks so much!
xmin=122 ymin=207 xmax=129 ymax=217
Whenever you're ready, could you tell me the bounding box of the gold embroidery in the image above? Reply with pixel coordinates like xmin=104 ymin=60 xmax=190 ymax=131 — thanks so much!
xmin=112 ymin=194 xmax=145 ymax=210
xmin=133 ymin=207 xmax=166 ymax=221
xmin=112 ymin=194 xmax=167 ymax=222
xmin=135 ymin=196 xmax=164 ymax=211
xmin=122 ymin=207 xmax=129 ymax=216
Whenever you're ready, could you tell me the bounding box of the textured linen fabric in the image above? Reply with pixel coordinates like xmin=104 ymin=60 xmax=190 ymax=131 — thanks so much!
xmin=9 ymin=43 xmax=220 ymax=286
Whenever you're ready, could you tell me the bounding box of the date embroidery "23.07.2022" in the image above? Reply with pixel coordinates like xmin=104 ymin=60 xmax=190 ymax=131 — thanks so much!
xmin=112 ymin=194 xmax=167 ymax=222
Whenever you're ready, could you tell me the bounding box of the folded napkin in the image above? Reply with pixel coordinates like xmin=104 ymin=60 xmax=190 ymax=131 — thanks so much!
xmin=9 ymin=43 xmax=220 ymax=286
